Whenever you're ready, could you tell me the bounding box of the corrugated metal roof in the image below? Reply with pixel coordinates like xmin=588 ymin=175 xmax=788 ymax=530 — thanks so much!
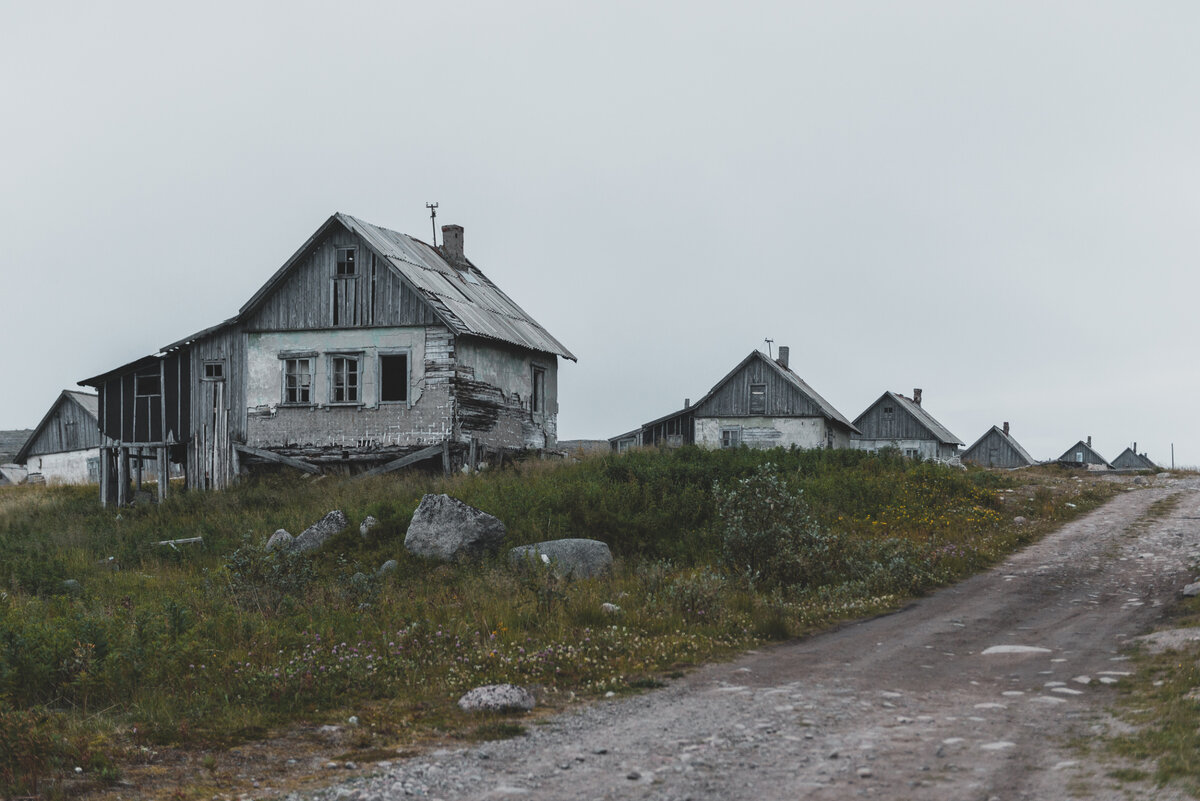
xmin=65 ymin=390 xmax=99 ymax=418
xmin=336 ymin=214 xmax=575 ymax=360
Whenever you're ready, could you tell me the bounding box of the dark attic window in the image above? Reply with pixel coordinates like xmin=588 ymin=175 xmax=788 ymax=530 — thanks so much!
xmin=336 ymin=247 xmax=357 ymax=276
xmin=749 ymin=383 xmax=766 ymax=414
xmin=135 ymin=374 xmax=160 ymax=396
xmin=203 ymin=361 xmax=225 ymax=381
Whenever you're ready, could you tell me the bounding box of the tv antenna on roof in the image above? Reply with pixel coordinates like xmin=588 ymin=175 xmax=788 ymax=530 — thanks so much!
xmin=426 ymin=202 xmax=439 ymax=246
xmin=764 ymin=338 xmax=774 ymax=359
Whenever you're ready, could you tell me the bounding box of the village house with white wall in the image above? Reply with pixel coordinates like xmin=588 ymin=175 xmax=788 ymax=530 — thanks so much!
xmin=79 ymin=213 xmax=574 ymax=505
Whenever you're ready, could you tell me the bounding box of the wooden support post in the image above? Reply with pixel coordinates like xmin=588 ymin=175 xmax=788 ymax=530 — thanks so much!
xmin=117 ymin=448 xmax=129 ymax=507
xmin=468 ymin=438 xmax=477 ymax=474
xmin=135 ymin=446 xmax=143 ymax=491
xmin=442 ymin=439 xmax=451 ymax=476
xmin=99 ymin=443 xmax=109 ymax=508
xmin=157 ymin=447 xmax=167 ymax=504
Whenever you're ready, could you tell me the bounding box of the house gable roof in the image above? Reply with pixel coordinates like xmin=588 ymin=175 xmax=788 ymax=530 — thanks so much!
xmin=962 ymin=425 xmax=1035 ymax=466
xmin=1057 ymin=440 xmax=1111 ymax=467
xmin=1112 ymin=447 xmax=1157 ymax=470
xmin=692 ymin=350 xmax=860 ymax=434
xmin=240 ymin=213 xmax=575 ymax=360
xmin=15 ymin=390 xmax=99 ymax=463
xmin=853 ymin=391 xmax=963 ymax=445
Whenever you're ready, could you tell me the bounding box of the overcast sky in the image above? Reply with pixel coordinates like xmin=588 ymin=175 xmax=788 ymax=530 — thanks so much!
xmin=3 ymin=2 xmax=1198 ymax=465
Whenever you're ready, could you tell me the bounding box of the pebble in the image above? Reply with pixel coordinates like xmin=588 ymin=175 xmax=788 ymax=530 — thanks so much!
xmin=626 ymin=770 xmax=641 ymax=780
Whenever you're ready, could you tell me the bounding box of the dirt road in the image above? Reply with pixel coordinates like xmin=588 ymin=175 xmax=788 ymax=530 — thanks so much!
xmin=306 ymin=477 xmax=1200 ymax=801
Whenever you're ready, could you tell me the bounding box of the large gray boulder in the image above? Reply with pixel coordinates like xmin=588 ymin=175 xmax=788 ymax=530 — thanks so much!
xmin=457 ymin=683 xmax=535 ymax=713
xmin=293 ymin=511 xmax=349 ymax=553
xmin=509 ymin=538 xmax=613 ymax=579
xmin=404 ymin=494 xmax=506 ymax=561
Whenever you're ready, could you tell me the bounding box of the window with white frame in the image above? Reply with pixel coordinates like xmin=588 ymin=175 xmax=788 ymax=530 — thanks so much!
xmin=720 ymin=426 xmax=742 ymax=449
xmin=330 ymin=355 xmax=361 ymax=404
xmin=379 ymin=352 xmax=409 ymax=403
xmin=282 ymin=357 xmax=314 ymax=404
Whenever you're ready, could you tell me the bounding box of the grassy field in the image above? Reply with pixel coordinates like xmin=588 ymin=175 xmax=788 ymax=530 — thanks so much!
xmin=0 ymin=447 xmax=1115 ymax=799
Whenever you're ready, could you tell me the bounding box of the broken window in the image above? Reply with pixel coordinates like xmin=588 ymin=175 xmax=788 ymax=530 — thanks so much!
xmin=135 ymin=374 xmax=160 ymax=396
xmin=749 ymin=383 xmax=766 ymax=414
xmin=283 ymin=358 xmax=313 ymax=405
xmin=336 ymin=247 xmax=357 ymax=276
xmin=330 ymin=355 xmax=360 ymax=404
xmin=203 ymin=360 xmax=225 ymax=381
xmin=531 ymin=366 xmax=546 ymax=414
xmin=379 ymin=353 xmax=409 ymax=403
xmin=720 ymin=427 xmax=742 ymax=449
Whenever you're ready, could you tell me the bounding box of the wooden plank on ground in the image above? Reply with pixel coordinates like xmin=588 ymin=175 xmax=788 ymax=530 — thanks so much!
xmin=359 ymin=442 xmax=446 ymax=478
xmin=233 ymin=444 xmax=321 ymax=475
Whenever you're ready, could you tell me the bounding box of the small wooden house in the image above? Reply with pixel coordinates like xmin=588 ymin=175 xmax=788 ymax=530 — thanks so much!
xmin=14 ymin=391 xmax=101 ymax=485
xmin=1112 ymin=443 xmax=1157 ymax=471
xmin=80 ymin=213 xmax=574 ymax=505
xmin=611 ymin=347 xmax=858 ymax=451
xmin=851 ymin=389 xmax=963 ymax=460
xmin=961 ymin=422 xmax=1035 ymax=468
xmin=1056 ymin=437 xmax=1110 ymax=469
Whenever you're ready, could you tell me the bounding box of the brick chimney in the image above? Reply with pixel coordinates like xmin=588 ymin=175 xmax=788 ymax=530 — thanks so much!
xmin=1003 ymin=421 xmax=1009 ymax=435
xmin=1087 ymin=435 xmax=1092 ymax=448
xmin=913 ymin=388 xmax=922 ymax=406
xmin=684 ymin=398 xmax=690 ymax=409
xmin=441 ymin=224 xmax=464 ymax=262
xmin=1133 ymin=441 xmax=1137 ymax=454
xmin=777 ymin=346 xmax=789 ymax=370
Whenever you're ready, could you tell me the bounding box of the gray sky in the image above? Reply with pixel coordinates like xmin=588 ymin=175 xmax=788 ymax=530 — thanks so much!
xmin=3 ymin=2 xmax=1198 ymax=465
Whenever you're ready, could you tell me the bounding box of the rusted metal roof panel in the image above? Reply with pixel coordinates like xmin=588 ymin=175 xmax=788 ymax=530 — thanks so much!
xmin=338 ymin=214 xmax=574 ymax=360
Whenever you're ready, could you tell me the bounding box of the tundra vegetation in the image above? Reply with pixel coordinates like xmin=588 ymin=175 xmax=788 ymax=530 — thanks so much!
xmin=0 ymin=447 xmax=1113 ymax=798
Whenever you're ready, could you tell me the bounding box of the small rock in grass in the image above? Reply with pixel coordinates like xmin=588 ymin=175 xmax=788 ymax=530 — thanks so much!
xmin=377 ymin=559 xmax=398 ymax=577
xmin=1013 ymin=516 xmax=1027 ymax=525
xmin=266 ymin=529 xmax=294 ymax=551
xmin=294 ymin=511 xmax=349 ymax=553
xmin=359 ymin=515 xmax=379 ymax=538
xmin=457 ymin=684 xmax=535 ymax=712
xmin=601 ymin=602 xmax=621 ymax=615
xmin=61 ymin=579 xmax=82 ymax=595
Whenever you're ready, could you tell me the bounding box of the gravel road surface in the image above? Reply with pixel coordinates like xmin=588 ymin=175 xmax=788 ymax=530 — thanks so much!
xmin=303 ymin=477 xmax=1200 ymax=801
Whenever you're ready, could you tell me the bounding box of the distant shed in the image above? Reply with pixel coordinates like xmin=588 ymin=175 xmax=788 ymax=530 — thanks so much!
xmin=851 ymin=389 xmax=962 ymax=460
xmin=961 ymin=422 xmax=1035 ymax=468
xmin=1056 ymin=437 xmax=1110 ymax=469
xmin=1111 ymin=444 xmax=1157 ymax=471
xmin=15 ymin=391 xmax=101 ymax=484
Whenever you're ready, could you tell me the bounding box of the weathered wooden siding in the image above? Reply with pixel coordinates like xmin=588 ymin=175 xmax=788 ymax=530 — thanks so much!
xmin=694 ymin=360 xmax=823 ymax=418
xmin=853 ymin=399 xmax=937 ymax=441
xmin=243 ymin=226 xmax=439 ymax=332
xmin=22 ymin=396 xmax=99 ymax=457
xmin=187 ymin=326 xmax=246 ymax=490
xmin=962 ymin=429 xmax=1031 ymax=468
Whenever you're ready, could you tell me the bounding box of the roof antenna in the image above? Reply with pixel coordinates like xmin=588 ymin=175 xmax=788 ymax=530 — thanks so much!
xmin=764 ymin=338 xmax=774 ymax=359
xmin=426 ymin=202 xmax=439 ymax=246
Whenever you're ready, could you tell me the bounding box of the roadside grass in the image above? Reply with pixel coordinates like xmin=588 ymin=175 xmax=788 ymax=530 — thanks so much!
xmin=1104 ymin=592 xmax=1200 ymax=798
xmin=0 ymin=449 xmax=1116 ymax=799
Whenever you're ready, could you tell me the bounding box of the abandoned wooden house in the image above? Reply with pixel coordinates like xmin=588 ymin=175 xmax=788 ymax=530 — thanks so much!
xmin=851 ymin=389 xmax=963 ymax=460
xmin=79 ymin=213 xmax=574 ymax=505
xmin=610 ymin=347 xmax=859 ymax=451
xmin=13 ymin=391 xmax=101 ymax=485
xmin=960 ymin=422 xmax=1036 ymax=469
xmin=1055 ymin=436 xmax=1110 ymax=469
xmin=1111 ymin=443 xmax=1158 ymax=471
